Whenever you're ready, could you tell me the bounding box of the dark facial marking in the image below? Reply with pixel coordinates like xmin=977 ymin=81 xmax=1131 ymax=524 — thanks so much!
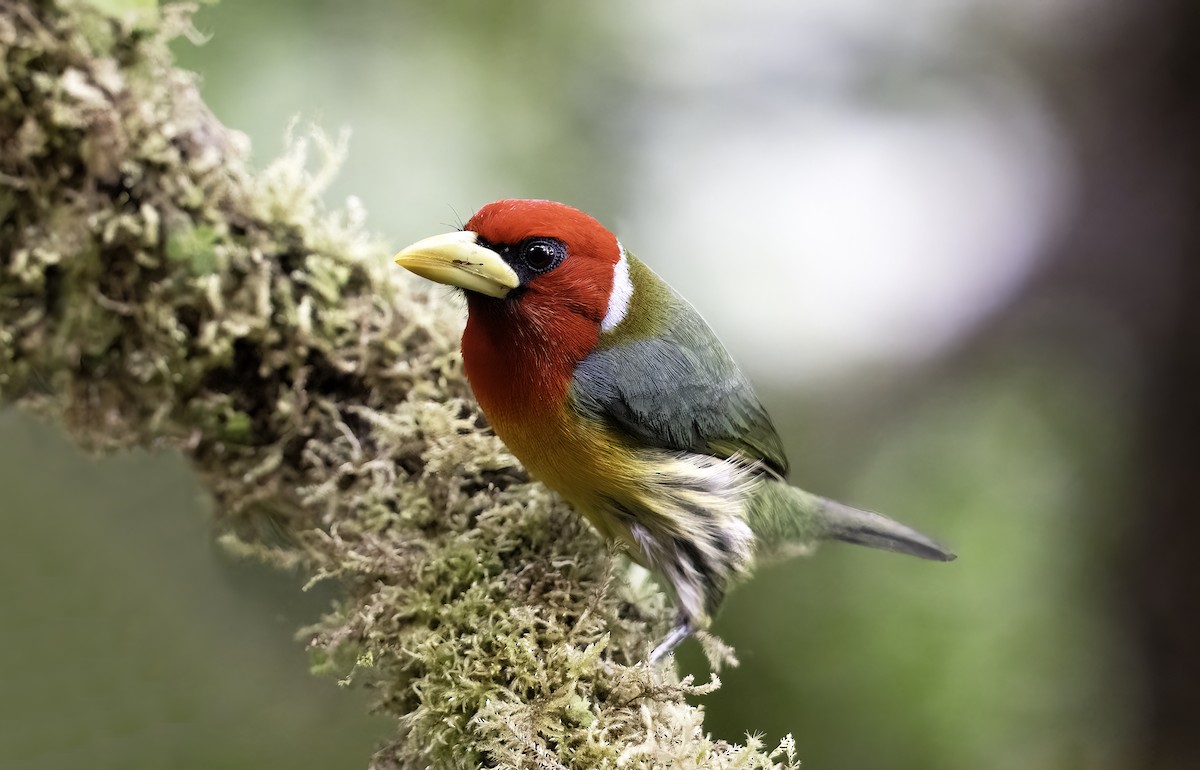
xmin=477 ymin=236 xmax=568 ymax=287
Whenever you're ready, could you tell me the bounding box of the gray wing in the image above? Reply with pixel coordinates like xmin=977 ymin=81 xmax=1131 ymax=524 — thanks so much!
xmin=570 ymin=301 xmax=789 ymax=477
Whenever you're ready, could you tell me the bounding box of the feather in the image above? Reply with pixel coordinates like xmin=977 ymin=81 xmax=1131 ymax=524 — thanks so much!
xmin=569 ymin=252 xmax=790 ymax=476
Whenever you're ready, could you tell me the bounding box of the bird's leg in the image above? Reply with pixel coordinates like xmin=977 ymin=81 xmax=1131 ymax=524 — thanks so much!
xmin=649 ymin=615 xmax=696 ymax=663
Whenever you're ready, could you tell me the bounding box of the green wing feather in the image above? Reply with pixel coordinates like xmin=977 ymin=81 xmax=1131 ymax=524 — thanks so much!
xmin=569 ymin=254 xmax=789 ymax=476
xmin=569 ymin=253 xmax=955 ymax=564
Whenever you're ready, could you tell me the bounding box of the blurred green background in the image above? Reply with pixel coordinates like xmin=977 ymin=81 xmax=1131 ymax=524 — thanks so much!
xmin=6 ymin=0 xmax=1198 ymax=767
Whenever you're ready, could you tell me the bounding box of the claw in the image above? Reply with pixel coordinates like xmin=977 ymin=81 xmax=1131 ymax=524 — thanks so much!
xmin=649 ymin=618 xmax=697 ymax=663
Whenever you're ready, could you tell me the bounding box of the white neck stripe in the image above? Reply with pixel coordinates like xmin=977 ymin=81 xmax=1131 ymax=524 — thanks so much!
xmin=601 ymin=245 xmax=633 ymax=333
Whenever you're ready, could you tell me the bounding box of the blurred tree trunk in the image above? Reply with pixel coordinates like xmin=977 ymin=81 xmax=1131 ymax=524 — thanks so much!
xmin=1118 ymin=2 xmax=1200 ymax=764
xmin=961 ymin=1 xmax=1200 ymax=767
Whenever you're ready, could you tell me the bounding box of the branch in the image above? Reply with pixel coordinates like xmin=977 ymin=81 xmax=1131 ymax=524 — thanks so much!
xmin=0 ymin=2 xmax=797 ymax=767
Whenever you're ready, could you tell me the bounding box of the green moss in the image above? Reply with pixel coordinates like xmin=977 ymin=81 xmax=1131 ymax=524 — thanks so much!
xmin=0 ymin=2 xmax=800 ymax=768
xmin=165 ymin=222 xmax=220 ymax=275
xmin=219 ymin=408 xmax=252 ymax=443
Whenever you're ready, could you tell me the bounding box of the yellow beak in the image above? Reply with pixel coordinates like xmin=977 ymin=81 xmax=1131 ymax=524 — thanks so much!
xmin=393 ymin=231 xmax=520 ymax=299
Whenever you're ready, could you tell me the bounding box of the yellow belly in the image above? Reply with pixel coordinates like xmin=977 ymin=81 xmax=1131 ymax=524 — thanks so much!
xmin=491 ymin=408 xmax=642 ymax=545
xmin=488 ymin=406 xmax=759 ymax=630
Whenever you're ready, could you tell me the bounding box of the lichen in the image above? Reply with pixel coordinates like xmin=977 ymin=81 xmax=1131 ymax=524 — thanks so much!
xmin=0 ymin=1 xmax=799 ymax=767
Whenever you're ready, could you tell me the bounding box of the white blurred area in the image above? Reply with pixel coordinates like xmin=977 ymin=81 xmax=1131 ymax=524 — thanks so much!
xmin=625 ymin=96 xmax=1068 ymax=381
xmin=616 ymin=0 xmax=1076 ymax=381
xmin=180 ymin=0 xmax=1087 ymax=383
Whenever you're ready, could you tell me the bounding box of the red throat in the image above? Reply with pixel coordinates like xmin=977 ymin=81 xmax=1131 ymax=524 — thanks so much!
xmin=461 ymin=294 xmax=599 ymax=423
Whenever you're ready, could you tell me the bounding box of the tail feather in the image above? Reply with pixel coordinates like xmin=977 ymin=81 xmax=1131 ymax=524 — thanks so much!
xmin=816 ymin=496 xmax=955 ymax=562
xmin=746 ymin=481 xmax=955 ymax=562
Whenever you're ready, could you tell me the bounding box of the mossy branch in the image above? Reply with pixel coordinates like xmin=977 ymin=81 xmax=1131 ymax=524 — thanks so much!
xmin=0 ymin=2 xmax=797 ymax=767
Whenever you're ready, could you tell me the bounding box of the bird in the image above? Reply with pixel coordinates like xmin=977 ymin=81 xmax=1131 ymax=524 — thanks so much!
xmin=393 ymin=199 xmax=954 ymax=661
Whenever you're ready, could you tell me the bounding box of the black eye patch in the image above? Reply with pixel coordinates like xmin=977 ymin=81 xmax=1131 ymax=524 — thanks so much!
xmin=478 ymin=236 xmax=568 ymax=286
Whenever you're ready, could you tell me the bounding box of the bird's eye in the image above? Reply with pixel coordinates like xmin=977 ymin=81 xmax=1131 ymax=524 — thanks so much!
xmin=519 ymin=238 xmax=565 ymax=273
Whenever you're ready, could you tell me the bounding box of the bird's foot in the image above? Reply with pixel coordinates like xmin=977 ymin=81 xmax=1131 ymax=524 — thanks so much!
xmin=649 ymin=618 xmax=696 ymax=663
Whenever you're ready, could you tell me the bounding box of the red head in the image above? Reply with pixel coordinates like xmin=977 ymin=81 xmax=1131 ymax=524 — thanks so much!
xmin=464 ymin=199 xmax=621 ymax=320
xmin=395 ymin=199 xmax=626 ymax=420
